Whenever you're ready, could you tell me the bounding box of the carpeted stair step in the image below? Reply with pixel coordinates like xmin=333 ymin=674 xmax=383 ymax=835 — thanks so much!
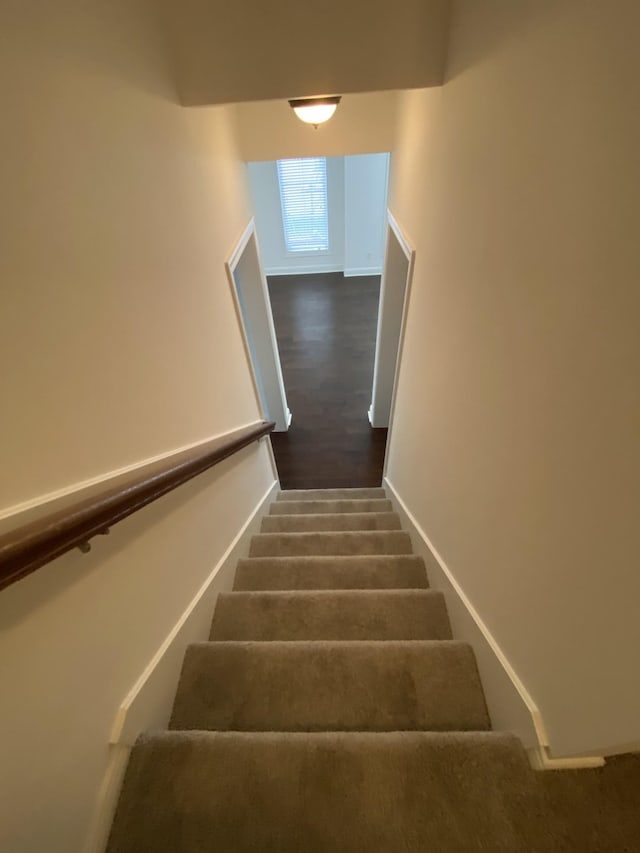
xmin=210 ymin=590 xmax=452 ymax=641
xmin=261 ymin=512 xmax=402 ymax=533
xmin=169 ymin=640 xmax=490 ymax=732
xmin=249 ymin=530 xmax=412 ymax=557
xmin=107 ymin=731 xmax=538 ymax=853
xmin=233 ymin=555 xmax=429 ymax=590
xmin=269 ymin=498 xmax=393 ymax=515
xmin=277 ymin=487 xmax=386 ymax=501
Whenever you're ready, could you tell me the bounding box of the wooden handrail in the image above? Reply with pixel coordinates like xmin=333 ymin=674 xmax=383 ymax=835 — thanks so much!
xmin=0 ymin=420 xmax=275 ymax=592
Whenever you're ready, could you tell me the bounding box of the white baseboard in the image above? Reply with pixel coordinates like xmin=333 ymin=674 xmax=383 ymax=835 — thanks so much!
xmin=343 ymin=266 xmax=383 ymax=277
xmin=264 ymin=264 xmax=343 ymax=276
xmin=384 ymin=477 xmax=605 ymax=772
xmin=367 ymin=403 xmax=387 ymax=429
xmin=263 ymin=266 xmax=382 ymax=278
xmin=527 ymin=745 xmax=605 ymax=771
xmin=82 ymin=479 xmax=278 ymax=853
xmin=81 ymin=744 xmax=130 ymax=853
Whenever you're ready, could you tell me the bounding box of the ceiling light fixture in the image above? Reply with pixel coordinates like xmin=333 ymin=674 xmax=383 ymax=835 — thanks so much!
xmin=288 ymin=96 xmax=342 ymax=129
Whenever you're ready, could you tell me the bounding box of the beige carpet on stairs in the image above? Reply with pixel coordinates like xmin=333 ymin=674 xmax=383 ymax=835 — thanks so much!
xmin=107 ymin=487 xmax=640 ymax=852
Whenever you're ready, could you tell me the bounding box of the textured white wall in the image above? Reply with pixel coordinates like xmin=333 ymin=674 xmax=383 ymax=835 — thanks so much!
xmin=0 ymin=3 xmax=263 ymax=509
xmin=386 ymin=0 xmax=640 ymax=758
xmin=0 ymin=2 xmax=274 ymax=850
xmin=344 ymin=153 xmax=389 ymax=276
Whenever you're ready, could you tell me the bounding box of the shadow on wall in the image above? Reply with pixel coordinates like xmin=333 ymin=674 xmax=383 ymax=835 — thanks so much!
xmin=444 ymin=0 xmax=553 ymax=81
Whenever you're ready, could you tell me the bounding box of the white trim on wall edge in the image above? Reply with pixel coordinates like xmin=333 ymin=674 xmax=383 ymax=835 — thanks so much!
xmin=264 ymin=266 xmax=383 ymax=278
xmin=226 ymin=220 xmax=291 ymax=433
xmin=82 ymin=479 xmax=278 ymax=853
xmin=343 ymin=266 xmax=383 ymax=277
xmin=264 ymin=265 xmax=343 ymax=276
xmin=82 ymin=744 xmax=130 ymax=853
xmin=384 ymin=476 xmax=605 ymax=772
xmin=0 ymin=420 xmax=264 ymax=525
xmin=380 ymin=210 xmax=416 ymax=463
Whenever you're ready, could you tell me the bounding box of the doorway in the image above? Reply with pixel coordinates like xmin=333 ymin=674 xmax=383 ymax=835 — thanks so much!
xmin=268 ymin=271 xmax=386 ymax=489
xmin=369 ymin=211 xmax=415 ymax=431
xmin=225 ymin=221 xmax=291 ymax=431
xmin=245 ymin=153 xmax=394 ymax=487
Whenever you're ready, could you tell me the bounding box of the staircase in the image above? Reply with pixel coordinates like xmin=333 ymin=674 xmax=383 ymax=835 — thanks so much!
xmin=106 ymin=487 xmax=547 ymax=851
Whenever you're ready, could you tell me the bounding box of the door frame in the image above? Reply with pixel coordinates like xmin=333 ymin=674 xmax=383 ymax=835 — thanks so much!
xmin=378 ymin=210 xmax=416 ymax=477
xmin=225 ymin=219 xmax=292 ymax=431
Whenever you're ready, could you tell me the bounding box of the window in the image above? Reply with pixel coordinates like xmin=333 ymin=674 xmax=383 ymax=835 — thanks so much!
xmin=277 ymin=157 xmax=329 ymax=253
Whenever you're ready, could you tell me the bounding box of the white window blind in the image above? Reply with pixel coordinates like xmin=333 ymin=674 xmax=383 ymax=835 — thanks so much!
xmin=277 ymin=158 xmax=329 ymax=253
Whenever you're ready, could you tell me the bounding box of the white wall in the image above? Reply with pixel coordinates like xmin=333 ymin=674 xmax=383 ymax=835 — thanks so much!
xmin=386 ymin=0 xmax=640 ymax=759
xmin=0 ymin=1 xmax=275 ymax=850
xmin=166 ymin=0 xmax=451 ymax=105
xmin=248 ymin=154 xmax=388 ymax=277
xmin=344 ymin=154 xmax=390 ymax=276
xmin=248 ymin=158 xmax=345 ymax=276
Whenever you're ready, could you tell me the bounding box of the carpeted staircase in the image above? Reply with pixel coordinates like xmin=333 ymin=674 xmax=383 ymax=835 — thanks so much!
xmin=106 ymin=487 xmax=637 ymax=852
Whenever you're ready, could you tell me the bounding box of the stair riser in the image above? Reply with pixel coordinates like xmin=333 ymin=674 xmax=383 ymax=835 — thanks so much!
xmin=249 ymin=531 xmax=412 ymax=557
xmin=269 ymin=499 xmax=393 ymax=515
xmin=261 ymin=513 xmax=402 ymax=533
xmin=277 ymin=488 xmax=385 ymax=501
xmin=170 ymin=641 xmax=490 ymax=733
xmin=211 ymin=591 xmax=453 ymax=641
xmin=233 ymin=556 xmax=429 ymax=590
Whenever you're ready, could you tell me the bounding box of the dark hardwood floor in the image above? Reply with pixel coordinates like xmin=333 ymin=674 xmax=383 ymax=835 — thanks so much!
xmin=268 ymin=272 xmax=387 ymax=489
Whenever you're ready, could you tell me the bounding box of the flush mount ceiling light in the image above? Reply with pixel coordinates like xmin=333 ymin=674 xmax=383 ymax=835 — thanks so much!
xmin=288 ymin=96 xmax=342 ymax=129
